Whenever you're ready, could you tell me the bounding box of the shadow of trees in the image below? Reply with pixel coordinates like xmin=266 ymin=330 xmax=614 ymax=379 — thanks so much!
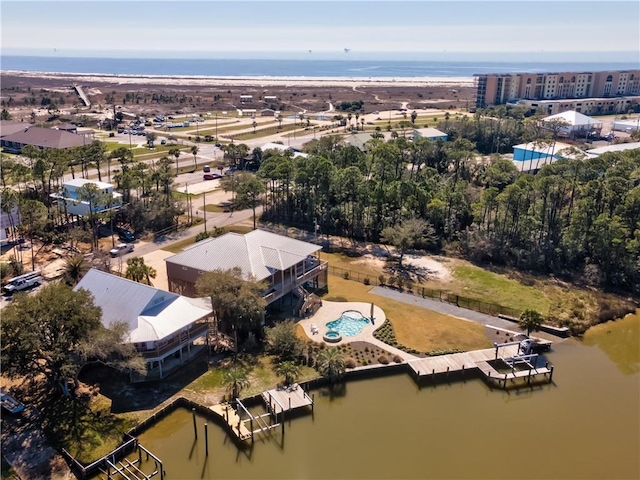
xmin=79 ymin=357 xmax=209 ymax=413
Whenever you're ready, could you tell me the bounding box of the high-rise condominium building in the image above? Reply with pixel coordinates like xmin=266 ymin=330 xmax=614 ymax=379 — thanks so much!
xmin=474 ymin=70 xmax=640 ymax=109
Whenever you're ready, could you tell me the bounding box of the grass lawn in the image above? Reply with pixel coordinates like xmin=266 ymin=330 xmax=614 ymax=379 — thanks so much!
xmin=230 ymin=123 xmax=309 ymax=141
xmin=448 ymin=264 xmax=551 ymax=315
xmin=325 ymin=276 xmax=491 ymax=353
xmin=184 ymin=355 xmax=317 ymax=401
xmin=203 ymin=204 xmax=225 ymax=213
xmin=319 ymin=248 xmax=614 ymax=324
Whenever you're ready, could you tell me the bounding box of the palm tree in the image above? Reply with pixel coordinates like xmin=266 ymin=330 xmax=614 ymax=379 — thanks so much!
xmin=316 ymin=348 xmax=346 ymax=383
xmin=125 ymin=257 xmax=157 ymax=285
xmin=223 ymin=365 xmax=250 ymax=399
xmin=519 ymin=309 xmax=544 ymax=336
xmin=168 ymin=148 xmax=181 ymax=175
xmin=190 ymin=145 xmax=198 ymax=170
xmin=275 ymin=360 xmax=300 ymax=386
xmin=63 ymin=254 xmax=89 ymax=286
xmin=252 ymin=120 xmax=257 ymax=134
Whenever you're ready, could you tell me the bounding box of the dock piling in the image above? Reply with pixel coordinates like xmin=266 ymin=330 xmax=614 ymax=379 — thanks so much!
xmin=204 ymin=423 xmax=209 ymax=456
xmin=192 ymin=408 xmax=198 ymax=440
xmin=549 ymin=365 xmax=554 ymax=382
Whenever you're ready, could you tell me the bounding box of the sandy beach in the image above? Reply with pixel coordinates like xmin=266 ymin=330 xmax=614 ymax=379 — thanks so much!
xmin=1 ymin=69 xmax=475 ymax=119
xmin=2 ymin=70 xmax=474 ymax=88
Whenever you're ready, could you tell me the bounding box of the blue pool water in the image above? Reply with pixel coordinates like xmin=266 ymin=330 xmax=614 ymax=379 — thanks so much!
xmin=325 ymin=310 xmax=370 ymax=337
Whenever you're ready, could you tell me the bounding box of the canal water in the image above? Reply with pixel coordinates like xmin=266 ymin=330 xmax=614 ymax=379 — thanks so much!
xmin=130 ymin=314 xmax=639 ymax=479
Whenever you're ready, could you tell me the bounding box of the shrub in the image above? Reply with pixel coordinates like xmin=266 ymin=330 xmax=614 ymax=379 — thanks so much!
xmin=195 ymin=231 xmax=211 ymax=242
xmin=265 ymin=321 xmax=304 ymax=360
xmin=393 ymin=355 xmax=403 ymax=363
xmin=378 ymin=355 xmax=389 ymax=365
xmin=378 ymin=274 xmax=386 ymax=286
xmin=345 ymin=357 xmax=357 ymax=368
xmin=396 ymin=277 xmax=404 ymax=290
xmin=342 ymin=271 xmax=350 ymax=280
xmin=387 ymin=276 xmax=396 ymax=287
xmin=363 ymin=277 xmax=370 ymax=285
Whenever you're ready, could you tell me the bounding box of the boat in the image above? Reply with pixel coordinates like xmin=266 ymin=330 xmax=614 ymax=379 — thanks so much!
xmin=1 ymin=387 xmax=25 ymax=414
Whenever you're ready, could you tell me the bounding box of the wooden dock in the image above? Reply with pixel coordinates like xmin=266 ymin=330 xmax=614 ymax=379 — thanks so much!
xmin=210 ymin=404 xmax=253 ymax=440
xmin=262 ymin=384 xmax=314 ymax=415
xmin=209 ymin=386 xmax=314 ymax=443
xmin=408 ymin=342 xmax=554 ymax=388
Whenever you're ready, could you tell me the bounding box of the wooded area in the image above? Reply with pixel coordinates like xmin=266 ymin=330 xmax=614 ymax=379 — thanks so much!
xmin=258 ymin=134 xmax=640 ymax=294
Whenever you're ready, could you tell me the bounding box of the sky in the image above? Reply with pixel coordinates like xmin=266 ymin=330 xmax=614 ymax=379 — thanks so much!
xmin=1 ymin=0 xmax=639 ymax=62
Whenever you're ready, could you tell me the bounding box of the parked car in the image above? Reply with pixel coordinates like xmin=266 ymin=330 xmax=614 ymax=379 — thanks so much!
xmin=109 ymin=243 xmax=134 ymax=257
xmin=118 ymin=230 xmax=135 ymax=242
xmin=161 ymin=139 xmax=167 ymax=145
xmin=203 ymin=173 xmax=215 ymax=180
xmin=203 ymin=165 xmax=211 ymax=172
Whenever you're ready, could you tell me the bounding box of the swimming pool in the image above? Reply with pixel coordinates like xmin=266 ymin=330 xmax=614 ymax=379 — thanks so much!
xmin=325 ymin=310 xmax=370 ymax=337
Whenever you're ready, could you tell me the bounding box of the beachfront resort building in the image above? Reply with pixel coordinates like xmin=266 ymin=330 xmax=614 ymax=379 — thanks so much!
xmin=165 ymin=230 xmax=328 ymax=313
xmin=474 ymin=69 xmax=640 ymax=109
xmin=74 ymin=269 xmax=213 ymax=381
xmin=50 ymin=178 xmax=123 ymax=217
xmin=510 ymin=96 xmax=640 ymax=116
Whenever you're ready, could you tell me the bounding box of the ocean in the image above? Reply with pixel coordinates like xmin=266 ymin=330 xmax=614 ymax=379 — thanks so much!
xmin=1 ymin=56 xmax=638 ymax=79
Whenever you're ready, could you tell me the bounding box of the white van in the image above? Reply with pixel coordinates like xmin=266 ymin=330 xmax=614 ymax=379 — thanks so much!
xmin=3 ymin=270 xmax=42 ymax=294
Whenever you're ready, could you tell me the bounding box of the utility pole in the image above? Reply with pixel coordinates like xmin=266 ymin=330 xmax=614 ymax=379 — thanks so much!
xmin=203 ymin=190 xmax=207 ymax=233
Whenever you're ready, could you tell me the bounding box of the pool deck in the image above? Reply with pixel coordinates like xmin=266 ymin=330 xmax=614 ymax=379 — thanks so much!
xmin=298 ymin=301 xmax=417 ymax=361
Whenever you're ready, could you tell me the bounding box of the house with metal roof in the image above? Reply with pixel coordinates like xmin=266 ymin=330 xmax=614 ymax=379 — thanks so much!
xmin=586 ymin=142 xmax=640 ymax=156
xmin=260 ymin=142 xmax=308 ymax=158
xmin=542 ymin=111 xmax=603 ymax=137
xmin=75 ymin=269 xmax=213 ymax=381
xmin=511 ymin=141 xmax=594 ymax=172
xmin=0 ymin=125 xmax=87 ymax=153
xmin=412 ymin=127 xmax=448 ymax=141
xmin=50 ymin=178 xmax=123 ymax=217
xmin=165 ymin=230 xmax=328 ymax=312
